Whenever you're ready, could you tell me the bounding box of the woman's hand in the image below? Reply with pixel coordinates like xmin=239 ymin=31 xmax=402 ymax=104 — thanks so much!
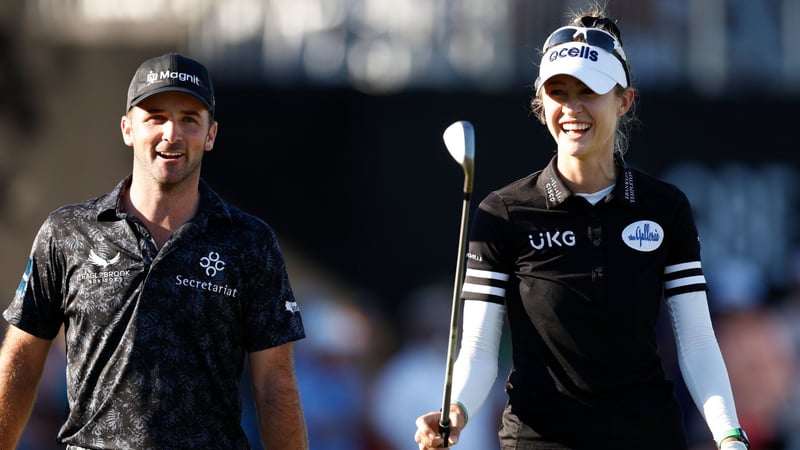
xmin=414 ymin=405 xmax=466 ymax=449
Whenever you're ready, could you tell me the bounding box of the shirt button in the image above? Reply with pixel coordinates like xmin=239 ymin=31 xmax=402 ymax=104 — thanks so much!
xmin=592 ymin=238 xmax=602 ymax=246
xmin=593 ymin=266 xmax=604 ymax=279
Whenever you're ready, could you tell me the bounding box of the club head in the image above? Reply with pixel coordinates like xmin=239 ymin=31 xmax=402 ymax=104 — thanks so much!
xmin=443 ymin=120 xmax=475 ymax=193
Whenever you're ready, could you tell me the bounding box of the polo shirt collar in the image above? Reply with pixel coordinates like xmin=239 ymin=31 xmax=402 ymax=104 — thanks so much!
xmin=536 ymin=155 xmax=637 ymax=209
xmin=96 ymin=176 xmax=234 ymax=225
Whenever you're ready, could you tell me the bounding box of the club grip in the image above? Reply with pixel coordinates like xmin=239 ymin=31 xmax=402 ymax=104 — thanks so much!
xmin=439 ymin=418 xmax=451 ymax=447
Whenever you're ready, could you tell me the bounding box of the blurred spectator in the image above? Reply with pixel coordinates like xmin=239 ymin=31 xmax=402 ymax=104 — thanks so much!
xmin=705 ymin=257 xmax=768 ymax=315
xmin=292 ymin=296 xmax=374 ymax=450
xmin=683 ymin=256 xmax=799 ymax=449
xmin=773 ymin=248 xmax=800 ymax=449
xmin=713 ymin=310 xmax=798 ymax=449
xmin=368 ymin=283 xmax=506 ymax=450
xmin=776 ymin=248 xmax=800 ymax=348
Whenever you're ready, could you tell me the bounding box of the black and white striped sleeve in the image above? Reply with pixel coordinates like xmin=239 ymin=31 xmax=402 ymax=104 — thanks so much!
xmin=463 ymin=193 xmax=513 ymax=305
xmin=463 ymin=268 xmax=509 ymax=304
xmin=663 ymin=187 xmax=708 ymax=298
xmin=664 ymin=261 xmax=707 ymax=297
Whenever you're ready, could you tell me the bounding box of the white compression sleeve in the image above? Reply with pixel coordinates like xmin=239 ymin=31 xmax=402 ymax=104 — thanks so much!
xmin=451 ymin=300 xmax=505 ymax=423
xmin=666 ymin=291 xmax=741 ymax=442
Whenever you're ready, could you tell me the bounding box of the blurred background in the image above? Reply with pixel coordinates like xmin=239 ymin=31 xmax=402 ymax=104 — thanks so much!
xmin=1 ymin=0 xmax=799 ymax=448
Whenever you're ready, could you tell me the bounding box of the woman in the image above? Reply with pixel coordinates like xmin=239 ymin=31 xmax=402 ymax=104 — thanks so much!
xmin=414 ymin=8 xmax=749 ymax=450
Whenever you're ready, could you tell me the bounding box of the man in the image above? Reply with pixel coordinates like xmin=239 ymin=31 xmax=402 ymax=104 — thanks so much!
xmin=0 ymin=53 xmax=308 ymax=449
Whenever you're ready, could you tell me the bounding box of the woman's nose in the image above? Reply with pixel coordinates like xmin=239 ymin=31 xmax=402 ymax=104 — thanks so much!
xmin=562 ymin=98 xmax=582 ymax=114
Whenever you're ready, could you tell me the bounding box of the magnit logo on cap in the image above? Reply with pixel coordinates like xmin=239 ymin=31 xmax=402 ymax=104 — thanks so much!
xmin=548 ymin=45 xmax=598 ymax=63
xmin=146 ymin=69 xmax=203 ymax=88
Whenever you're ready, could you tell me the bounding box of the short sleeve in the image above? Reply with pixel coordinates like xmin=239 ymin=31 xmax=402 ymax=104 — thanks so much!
xmin=3 ymin=217 xmax=66 ymax=339
xmin=241 ymin=231 xmax=305 ymax=352
xmin=463 ymin=193 xmax=512 ymax=305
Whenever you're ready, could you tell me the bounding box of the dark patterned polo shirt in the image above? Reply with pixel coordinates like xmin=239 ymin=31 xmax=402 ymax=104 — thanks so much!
xmin=463 ymin=156 xmax=704 ymax=448
xmin=4 ymin=176 xmax=305 ymax=449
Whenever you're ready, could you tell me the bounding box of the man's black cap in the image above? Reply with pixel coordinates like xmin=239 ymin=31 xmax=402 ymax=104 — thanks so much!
xmin=126 ymin=52 xmax=215 ymax=116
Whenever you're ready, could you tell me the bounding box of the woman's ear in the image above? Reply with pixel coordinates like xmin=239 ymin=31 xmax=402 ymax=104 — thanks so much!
xmin=618 ymin=88 xmax=635 ymax=117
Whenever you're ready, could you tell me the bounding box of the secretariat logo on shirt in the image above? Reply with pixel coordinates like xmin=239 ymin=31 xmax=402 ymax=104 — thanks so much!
xmin=200 ymin=251 xmax=225 ymax=276
xmin=174 ymin=250 xmax=239 ymax=298
xmin=79 ymin=249 xmax=130 ymax=284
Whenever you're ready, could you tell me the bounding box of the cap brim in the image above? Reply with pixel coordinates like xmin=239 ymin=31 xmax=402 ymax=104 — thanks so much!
xmin=537 ymin=43 xmax=627 ymax=95
xmin=129 ymin=86 xmax=214 ymax=115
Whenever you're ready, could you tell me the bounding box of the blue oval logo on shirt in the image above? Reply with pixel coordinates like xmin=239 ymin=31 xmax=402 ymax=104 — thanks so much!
xmin=621 ymin=220 xmax=664 ymax=252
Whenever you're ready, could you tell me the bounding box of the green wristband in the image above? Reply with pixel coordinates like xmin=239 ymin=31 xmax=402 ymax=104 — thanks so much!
xmin=717 ymin=428 xmax=749 ymax=449
xmin=453 ymin=401 xmax=469 ymax=426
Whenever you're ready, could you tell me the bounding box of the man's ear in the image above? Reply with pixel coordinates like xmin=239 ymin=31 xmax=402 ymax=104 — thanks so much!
xmin=204 ymin=121 xmax=218 ymax=151
xmin=121 ymin=114 xmax=134 ymax=147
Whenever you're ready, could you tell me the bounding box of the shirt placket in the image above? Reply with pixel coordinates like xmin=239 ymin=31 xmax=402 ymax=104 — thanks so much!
xmin=128 ymin=219 xmax=158 ymax=267
xmin=587 ymin=210 xmax=606 ymax=302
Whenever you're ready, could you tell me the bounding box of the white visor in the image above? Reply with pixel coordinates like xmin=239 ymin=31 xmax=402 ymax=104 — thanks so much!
xmin=537 ymin=43 xmax=628 ymax=94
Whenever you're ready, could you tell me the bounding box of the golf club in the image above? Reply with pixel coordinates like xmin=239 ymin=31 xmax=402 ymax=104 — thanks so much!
xmin=439 ymin=120 xmax=475 ymax=445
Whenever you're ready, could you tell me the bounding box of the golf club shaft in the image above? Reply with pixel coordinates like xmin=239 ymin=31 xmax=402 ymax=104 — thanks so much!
xmin=439 ymin=191 xmax=471 ymax=444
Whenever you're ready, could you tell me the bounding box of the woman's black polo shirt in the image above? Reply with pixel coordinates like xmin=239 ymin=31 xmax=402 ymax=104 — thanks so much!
xmin=463 ymin=157 xmax=705 ymax=447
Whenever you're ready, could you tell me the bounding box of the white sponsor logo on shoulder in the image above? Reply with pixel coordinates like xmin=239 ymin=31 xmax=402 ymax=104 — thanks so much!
xmin=622 ymin=220 xmax=664 ymax=252
xmin=285 ymin=301 xmax=300 ymax=313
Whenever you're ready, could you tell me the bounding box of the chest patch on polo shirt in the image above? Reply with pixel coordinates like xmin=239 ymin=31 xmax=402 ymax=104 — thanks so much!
xmin=174 ymin=250 xmax=240 ymax=298
xmin=621 ymin=220 xmax=664 ymax=252
xmin=81 ymin=249 xmax=130 ymax=284
xmin=529 ymin=229 xmax=577 ymax=250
